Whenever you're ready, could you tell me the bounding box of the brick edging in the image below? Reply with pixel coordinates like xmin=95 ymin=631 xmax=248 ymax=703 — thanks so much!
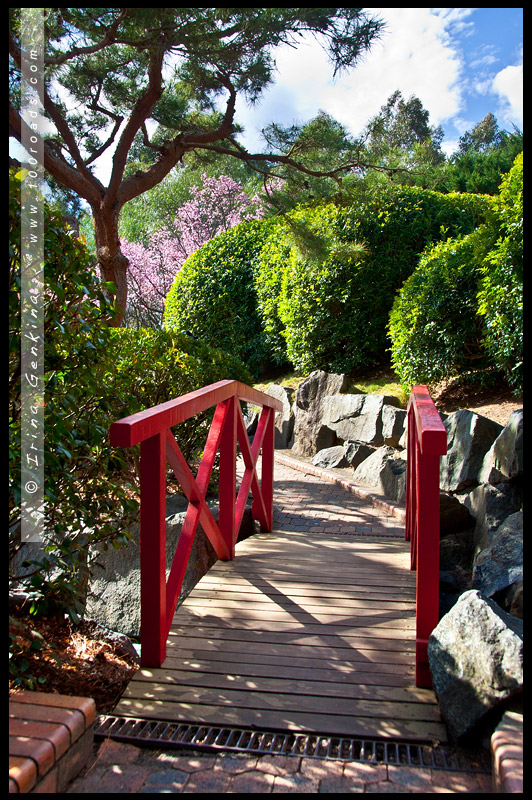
xmin=491 ymin=711 xmax=523 ymax=793
xmin=274 ymin=450 xmax=407 ymax=522
xmin=9 ymin=691 xmax=96 ymax=793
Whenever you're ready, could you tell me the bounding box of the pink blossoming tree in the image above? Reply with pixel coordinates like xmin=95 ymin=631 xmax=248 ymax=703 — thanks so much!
xmin=122 ymin=174 xmax=265 ymax=328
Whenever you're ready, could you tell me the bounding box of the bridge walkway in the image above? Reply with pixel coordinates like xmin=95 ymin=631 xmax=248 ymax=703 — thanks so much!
xmin=113 ymin=454 xmax=447 ymax=744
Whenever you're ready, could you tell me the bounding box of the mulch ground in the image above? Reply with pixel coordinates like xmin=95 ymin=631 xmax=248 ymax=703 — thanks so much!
xmin=9 ymin=612 xmax=138 ymax=713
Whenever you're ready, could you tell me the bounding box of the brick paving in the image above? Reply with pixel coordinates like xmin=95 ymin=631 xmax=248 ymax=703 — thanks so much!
xmin=67 ymin=739 xmax=493 ymax=793
xmin=66 ymin=456 xmax=493 ymax=793
xmin=269 ymin=453 xmax=405 ymax=539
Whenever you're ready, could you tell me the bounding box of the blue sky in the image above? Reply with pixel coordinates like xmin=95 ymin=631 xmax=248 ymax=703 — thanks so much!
xmin=11 ymin=8 xmax=522 ymax=175
xmin=233 ymin=7 xmax=523 ymax=157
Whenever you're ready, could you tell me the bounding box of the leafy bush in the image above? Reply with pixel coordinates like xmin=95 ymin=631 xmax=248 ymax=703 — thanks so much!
xmin=9 ymin=168 xmax=137 ymax=625
xmin=388 ymin=154 xmax=522 ymax=393
xmin=477 ymin=153 xmax=523 ymax=390
xmin=9 ymin=169 xmax=253 ymax=633
xmin=258 ymin=187 xmax=492 ymax=373
xmin=388 ymin=228 xmax=493 ymax=388
xmin=163 ymin=184 xmax=492 ymax=377
xmin=105 ymin=327 xmax=253 ymax=463
xmin=164 ymin=219 xmax=278 ymax=375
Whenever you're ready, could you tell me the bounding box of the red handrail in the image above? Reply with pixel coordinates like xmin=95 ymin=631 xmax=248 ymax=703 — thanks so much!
xmin=405 ymin=385 xmax=447 ymax=688
xmin=110 ymin=380 xmax=283 ymax=667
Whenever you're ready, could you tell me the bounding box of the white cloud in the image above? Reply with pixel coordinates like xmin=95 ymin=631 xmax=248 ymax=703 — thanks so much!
xmin=235 ymin=8 xmax=466 ymax=152
xmin=492 ymin=64 xmax=523 ymax=128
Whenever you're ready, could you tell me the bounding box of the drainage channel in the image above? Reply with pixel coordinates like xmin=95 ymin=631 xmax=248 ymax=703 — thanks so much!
xmin=95 ymin=715 xmax=491 ymax=773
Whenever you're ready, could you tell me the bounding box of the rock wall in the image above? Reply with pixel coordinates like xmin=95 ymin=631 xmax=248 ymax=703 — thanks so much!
xmin=267 ymin=370 xmax=522 ymax=621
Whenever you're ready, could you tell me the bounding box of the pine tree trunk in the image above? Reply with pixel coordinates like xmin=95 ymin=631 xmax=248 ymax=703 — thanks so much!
xmin=93 ymin=206 xmax=129 ymax=327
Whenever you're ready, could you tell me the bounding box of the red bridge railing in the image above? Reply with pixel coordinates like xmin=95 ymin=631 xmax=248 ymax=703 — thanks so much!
xmin=405 ymin=385 xmax=448 ymax=688
xmin=110 ymin=380 xmax=283 ymax=668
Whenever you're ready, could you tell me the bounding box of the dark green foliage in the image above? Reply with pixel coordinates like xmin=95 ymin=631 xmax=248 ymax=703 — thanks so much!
xmin=477 ymin=153 xmax=523 ymax=390
xmin=106 ymin=327 xmax=253 ymax=462
xmin=389 ymin=153 xmax=522 ymax=393
xmin=9 ymin=168 xmax=137 ymax=624
xmin=166 ymin=184 xmax=492 ymax=376
xmin=388 ymin=228 xmax=494 ymax=387
xmin=164 ymin=219 xmax=278 ymax=375
xmin=258 ymin=187 xmax=491 ymax=373
xmin=9 ymin=169 xmax=252 ymax=635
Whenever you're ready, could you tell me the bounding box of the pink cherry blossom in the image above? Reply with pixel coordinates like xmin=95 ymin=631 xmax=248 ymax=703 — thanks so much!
xmin=122 ymin=174 xmax=265 ymax=327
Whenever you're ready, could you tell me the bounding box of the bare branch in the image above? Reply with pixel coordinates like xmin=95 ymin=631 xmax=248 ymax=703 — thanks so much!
xmin=9 ymin=101 xmax=104 ymax=205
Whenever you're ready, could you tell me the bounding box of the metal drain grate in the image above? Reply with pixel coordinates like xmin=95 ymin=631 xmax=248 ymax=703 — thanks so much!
xmin=95 ymin=715 xmax=491 ymax=773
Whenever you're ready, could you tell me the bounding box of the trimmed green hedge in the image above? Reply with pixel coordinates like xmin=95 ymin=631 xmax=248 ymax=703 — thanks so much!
xmin=388 ymin=153 xmax=522 ymax=393
xmin=259 ymin=187 xmax=492 ymax=373
xmin=388 ymin=228 xmax=493 ymax=387
xmin=477 ymin=153 xmax=523 ymax=390
xmin=163 ymin=184 xmax=492 ymax=376
xmin=164 ymin=219 xmax=278 ymax=376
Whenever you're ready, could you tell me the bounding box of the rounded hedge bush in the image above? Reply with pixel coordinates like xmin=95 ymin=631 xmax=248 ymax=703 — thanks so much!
xmin=163 ymin=184 xmax=492 ymax=377
xmin=388 ymin=228 xmax=493 ymax=388
xmin=260 ymin=187 xmax=492 ymax=373
xmin=164 ymin=218 xmax=279 ymax=376
xmin=477 ymin=153 xmax=523 ymax=391
xmin=388 ymin=153 xmax=522 ymax=393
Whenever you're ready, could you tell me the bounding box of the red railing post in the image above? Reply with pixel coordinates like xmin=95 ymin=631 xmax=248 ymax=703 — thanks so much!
xmin=258 ymin=407 xmax=275 ymax=531
xmin=218 ymin=396 xmax=237 ymax=559
xmin=139 ymin=432 xmax=167 ymax=667
xmin=405 ymin=385 xmax=447 ymax=688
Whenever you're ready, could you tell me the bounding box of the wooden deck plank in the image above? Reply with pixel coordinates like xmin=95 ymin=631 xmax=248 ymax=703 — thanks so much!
xmin=166 ymin=628 xmax=415 ymax=654
xmin=120 ymin=682 xmax=442 ymax=722
xmin=129 ymin=668 xmax=436 ymax=705
xmin=140 ymin=658 xmax=416 ymax=686
xmin=115 ymin=528 xmax=446 ymax=743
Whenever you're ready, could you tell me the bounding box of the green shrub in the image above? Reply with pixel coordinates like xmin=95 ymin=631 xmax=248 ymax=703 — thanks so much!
xmin=164 ymin=219 xmax=278 ymax=376
xmin=9 ymin=168 xmax=137 ymax=625
xmin=163 ymin=184 xmax=492 ymax=377
xmin=9 ymin=169 xmax=253 ymax=632
xmin=105 ymin=327 xmax=253 ymax=462
xmin=388 ymin=228 xmax=493 ymax=388
xmin=388 ymin=154 xmax=522 ymax=393
xmin=260 ymin=188 xmax=492 ymax=373
xmin=477 ymin=153 xmax=523 ymax=391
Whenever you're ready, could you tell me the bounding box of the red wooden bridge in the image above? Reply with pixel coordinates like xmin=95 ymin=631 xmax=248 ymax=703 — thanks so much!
xmin=108 ymin=381 xmax=448 ymax=745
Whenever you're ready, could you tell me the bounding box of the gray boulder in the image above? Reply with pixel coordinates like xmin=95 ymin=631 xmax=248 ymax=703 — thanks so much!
xmin=463 ymin=481 xmax=522 ymax=553
xmin=352 ymin=447 xmax=407 ymax=504
xmin=472 ymin=511 xmax=523 ymax=602
xmin=440 ymin=410 xmax=503 ymax=492
xmin=478 ymin=409 xmax=523 ymax=484
xmin=428 ymin=590 xmax=523 ymax=741
xmin=382 ymin=404 xmax=407 ymax=447
xmin=266 ymin=384 xmax=294 ymax=449
xmin=290 ymin=371 xmax=353 ymax=456
xmin=322 ymin=393 xmax=401 ymax=447
xmin=311 ymin=445 xmax=349 ymax=469
xmin=343 ymin=441 xmax=376 ymax=469
xmin=439 ymin=492 xmax=475 ymax=537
